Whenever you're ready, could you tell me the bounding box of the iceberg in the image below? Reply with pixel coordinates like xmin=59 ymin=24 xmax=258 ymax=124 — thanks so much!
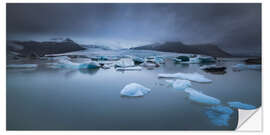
xmin=205 ymin=105 xmax=234 ymax=126
xmin=232 ymin=64 xmax=261 ymax=71
xmin=132 ymin=57 xmax=144 ymax=64
xmin=227 ymin=102 xmax=256 ymax=110
xmin=166 ymin=79 xmax=191 ymax=90
xmin=116 ymin=66 xmax=142 ymax=71
xmin=51 ymin=59 xmax=100 ymax=69
xmin=7 ymin=64 xmax=38 ymax=68
xmin=155 ymin=57 xmax=165 ymax=64
xmin=181 ymin=56 xmax=201 ymax=64
xmin=184 ymin=88 xmax=221 ymax=105
xmin=158 ymin=72 xmax=212 ymax=83
xmin=120 ymin=83 xmax=151 ymax=96
xmin=115 ymin=58 xmax=135 ymax=67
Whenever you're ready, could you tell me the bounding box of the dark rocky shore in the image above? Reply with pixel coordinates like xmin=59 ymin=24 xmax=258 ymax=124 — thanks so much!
xmin=7 ymin=38 xmax=86 ymax=59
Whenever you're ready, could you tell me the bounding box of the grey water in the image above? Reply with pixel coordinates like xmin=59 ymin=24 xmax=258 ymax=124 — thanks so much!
xmin=7 ymin=49 xmax=261 ymax=130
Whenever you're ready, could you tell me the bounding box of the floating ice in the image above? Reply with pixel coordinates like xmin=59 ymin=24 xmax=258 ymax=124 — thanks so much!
xmin=181 ymin=56 xmax=201 ymax=64
xmin=158 ymin=72 xmax=212 ymax=83
xmin=232 ymin=64 xmax=261 ymax=71
xmin=115 ymin=58 xmax=135 ymax=67
xmin=7 ymin=64 xmax=38 ymax=68
xmin=132 ymin=57 xmax=144 ymax=64
xmin=227 ymin=102 xmax=256 ymax=110
xmin=205 ymin=105 xmax=234 ymax=126
xmin=51 ymin=59 xmax=100 ymax=69
xmin=184 ymin=88 xmax=221 ymax=105
xmin=120 ymin=83 xmax=151 ymax=96
xmin=116 ymin=66 xmax=142 ymax=71
xmin=166 ymin=79 xmax=191 ymax=90
xmin=155 ymin=57 xmax=165 ymax=64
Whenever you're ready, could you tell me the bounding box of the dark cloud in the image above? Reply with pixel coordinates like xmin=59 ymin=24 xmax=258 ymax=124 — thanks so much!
xmin=7 ymin=3 xmax=261 ymax=53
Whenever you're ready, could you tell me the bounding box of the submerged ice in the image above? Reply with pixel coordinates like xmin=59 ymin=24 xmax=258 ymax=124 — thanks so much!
xmin=184 ymin=88 xmax=221 ymax=105
xmin=227 ymin=101 xmax=256 ymax=110
xmin=158 ymin=72 xmax=212 ymax=83
xmin=120 ymin=83 xmax=151 ymax=97
xmin=205 ymin=105 xmax=234 ymax=126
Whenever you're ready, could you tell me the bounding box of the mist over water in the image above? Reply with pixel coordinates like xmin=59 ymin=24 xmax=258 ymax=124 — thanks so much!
xmin=7 ymin=3 xmax=261 ymax=54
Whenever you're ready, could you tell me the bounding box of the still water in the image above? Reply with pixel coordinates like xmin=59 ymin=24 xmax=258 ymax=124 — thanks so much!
xmin=7 ymin=50 xmax=261 ymax=130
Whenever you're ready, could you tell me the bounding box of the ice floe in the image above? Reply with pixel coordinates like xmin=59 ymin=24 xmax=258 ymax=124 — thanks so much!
xmin=166 ymin=79 xmax=191 ymax=90
xmin=158 ymin=72 xmax=212 ymax=83
xmin=120 ymin=83 xmax=151 ymax=96
xmin=227 ymin=101 xmax=256 ymax=110
xmin=116 ymin=66 xmax=142 ymax=71
xmin=232 ymin=64 xmax=261 ymax=71
xmin=115 ymin=58 xmax=135 ymax=67
xmin=205 ymin=105 xmax=234 ymax=126
xmin=184 ymin=88 xmax=221 ymax=105
xmin=7 ymin=64 xmax=38 ymax=68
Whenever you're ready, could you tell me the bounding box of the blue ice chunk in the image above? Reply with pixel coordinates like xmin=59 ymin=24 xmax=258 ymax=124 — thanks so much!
xmin=227 ymin=101 xmax=256 ymax=110
xmin=184 ymin=88 xmax=220 ymax=105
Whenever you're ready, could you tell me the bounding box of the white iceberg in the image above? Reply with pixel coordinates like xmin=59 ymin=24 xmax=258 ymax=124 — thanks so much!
xmin=116 ymin=66 xmax=142 ymax=71
xmin=227 ymin=101 xmax=256 ymax=110
xmin=120 ymin=83 xmax=151 ymax=97
xmin=184 ymin=88 xmax=221 ymax=105
xmin=166 ymin=79 xmax=191 ymax=90
xmin=115 ymin=58 xmax=135 ymax=67
xmin=7 ymin=64 xmax=38 ymax=68
xmin=158 ymin=72 xmax=212 ymax=83
xmin=232 ymin=64 xmax=261 ymax=71
xmin=205 ymin=105 xmax=234 ymax=126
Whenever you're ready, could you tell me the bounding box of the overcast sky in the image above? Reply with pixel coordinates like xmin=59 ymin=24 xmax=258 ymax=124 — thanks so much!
xmin=7 ymin=3 xmax=261 ymax=53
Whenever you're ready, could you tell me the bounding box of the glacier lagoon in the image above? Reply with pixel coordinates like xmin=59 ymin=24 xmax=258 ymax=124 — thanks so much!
xmin=7 ymin=49 xmax=261 ymax=130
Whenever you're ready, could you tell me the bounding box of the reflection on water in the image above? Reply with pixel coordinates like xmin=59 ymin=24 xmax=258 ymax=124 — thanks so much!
xmin=7 ymin=51 xmax=261 ymax=130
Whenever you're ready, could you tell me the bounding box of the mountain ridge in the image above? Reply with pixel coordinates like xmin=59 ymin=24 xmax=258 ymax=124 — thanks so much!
xmin=131 ymin=41 xmax=232 ymax=57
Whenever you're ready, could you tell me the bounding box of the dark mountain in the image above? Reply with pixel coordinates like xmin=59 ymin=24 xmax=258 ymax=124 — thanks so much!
xmin=7 ymin=38 xmax=86 ymax=58
xmin=131 ymin=41 xmax=232 ymax=57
